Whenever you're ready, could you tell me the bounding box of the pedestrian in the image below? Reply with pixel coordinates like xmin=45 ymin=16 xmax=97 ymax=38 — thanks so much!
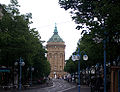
xmin=90 ymin=76 xmax=96 ymax=92
xmin=95 ymin=76 xmax=103 ymax=92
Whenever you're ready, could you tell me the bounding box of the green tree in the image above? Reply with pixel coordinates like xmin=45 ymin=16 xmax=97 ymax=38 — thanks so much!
xmin=0 ymin=0 xmax=50 ymax=81
xmin=64 ymin=58 xmax=77 ymax=74
xmin=33 ymin=47 xmax=50 ymax=79
xmin=0 ymin=1 xmax=34 ymax=66
xmin=78 ymin=33 xmax=103 ymax=68
xmin=59 ymin=0 xmax=120 ymax=64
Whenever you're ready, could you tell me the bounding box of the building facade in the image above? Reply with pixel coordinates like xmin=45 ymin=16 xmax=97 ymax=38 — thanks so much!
xmin=46 ymin=24 xmax=66 ymax=78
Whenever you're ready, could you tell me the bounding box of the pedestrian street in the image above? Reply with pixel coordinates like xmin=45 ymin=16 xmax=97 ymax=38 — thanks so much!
xmin=0 ymin=79 xmax=91 ymax=92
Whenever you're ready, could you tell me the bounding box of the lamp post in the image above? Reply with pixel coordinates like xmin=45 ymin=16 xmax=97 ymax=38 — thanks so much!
xmin=72 ymin=48 xmax=88 ymax=92
xmin=103 ymin=38 xmax=107 ymax=92
xmin=101 ymin=19 xmax=107 ymax=92
xmin=14 ymin=57 xmax=25 ymax=90
xmin=27 ymin=66 xmax=34 ymax=86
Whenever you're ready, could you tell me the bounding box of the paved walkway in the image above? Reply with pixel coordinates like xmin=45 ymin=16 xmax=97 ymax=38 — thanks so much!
xmin=0 ymin=79 xmax=53 ymax=92
xmin=0 ymin=79 xmax=91 ymax=92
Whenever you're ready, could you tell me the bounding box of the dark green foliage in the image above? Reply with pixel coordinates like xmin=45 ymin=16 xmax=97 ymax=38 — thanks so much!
xmin=0 ymin=0 xmax=50 ymax=80
xmin=64 ymin=59 xmax=77 ymax=74
xmin=60 ymin=0 xmax=120 ymax=72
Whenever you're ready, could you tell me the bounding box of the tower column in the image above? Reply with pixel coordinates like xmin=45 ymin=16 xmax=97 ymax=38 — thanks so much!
xmin=46 ymin=24 xmax=66 ymax=78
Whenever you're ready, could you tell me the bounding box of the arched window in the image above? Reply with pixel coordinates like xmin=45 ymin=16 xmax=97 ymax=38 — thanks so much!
xmin=60 ymin=53 xmax=63 ymax=58
xmin=60 ymin=66 xmax=62 ymax=70
xmin=49 ymin=53 xmax=52 ymax=58
xmin=54 ymin=53 xmax=58 ymax=59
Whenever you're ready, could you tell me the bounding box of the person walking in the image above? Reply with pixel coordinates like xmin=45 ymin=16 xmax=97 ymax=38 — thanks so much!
xmin=95 ymin=76 xmax=103 ymax=92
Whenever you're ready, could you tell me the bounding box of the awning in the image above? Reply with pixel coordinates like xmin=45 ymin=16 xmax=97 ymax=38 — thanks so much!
xmin=0 ymin=68 xmax=10 ymax=72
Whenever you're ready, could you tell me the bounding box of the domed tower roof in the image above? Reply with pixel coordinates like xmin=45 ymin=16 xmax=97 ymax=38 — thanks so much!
xmin=47 ymin=24 xmax=64 ymax=42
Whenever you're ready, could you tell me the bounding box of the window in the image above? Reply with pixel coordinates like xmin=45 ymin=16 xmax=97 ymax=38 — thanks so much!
xmin=54 ymin=38 xmax=57 ymax=41
xmin=54 ymin=66 xmax=57 ymax=70
xmin=60 ymin=66 xmax=62 ymax=70
xmin=60 ymin=53 xmax=63 ymax=58
xmin=54 ymin=53 xmax=57 ymax=58
xmin=49 ymin=53 xmax=52 ymax=58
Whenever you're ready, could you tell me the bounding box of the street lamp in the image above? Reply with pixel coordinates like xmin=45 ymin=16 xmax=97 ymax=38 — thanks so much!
xmin=14 ymin=57 xmax=25 ymax=90
xmin=27 ymin=66 xmax=34 ymax=86
xmin=72 ymin=48 xmax=88 ymax=92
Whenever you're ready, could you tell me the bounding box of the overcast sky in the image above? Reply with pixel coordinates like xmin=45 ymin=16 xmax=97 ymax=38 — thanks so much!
xmin=0 ymin=0 xmax=82 ymax=60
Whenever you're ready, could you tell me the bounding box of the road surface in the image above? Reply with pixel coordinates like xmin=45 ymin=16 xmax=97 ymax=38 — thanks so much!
xmin=1 ymin=79 xmax=91 ymax=92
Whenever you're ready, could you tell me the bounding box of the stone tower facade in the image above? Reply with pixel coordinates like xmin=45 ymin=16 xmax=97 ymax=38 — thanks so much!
xmin=46 ymin=24 xmax=66 ymax=78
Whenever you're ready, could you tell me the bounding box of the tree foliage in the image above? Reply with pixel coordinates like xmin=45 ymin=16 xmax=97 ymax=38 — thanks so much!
xmin=59 ymin=0 xmax=120 ymax=66
xmin=60 ymin=0 xmax=120 ymax=73
xmin=0 ymin=0 xmax=50 ymax=79
xmin=64 ymin=59 xmax=77 ymax=73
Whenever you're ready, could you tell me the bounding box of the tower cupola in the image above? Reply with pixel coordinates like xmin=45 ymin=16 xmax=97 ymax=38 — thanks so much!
xmin=47 ymin=24 xmax=64 ymax=42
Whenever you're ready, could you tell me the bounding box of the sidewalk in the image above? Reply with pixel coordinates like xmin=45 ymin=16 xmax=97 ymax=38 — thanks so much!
xmin=27 ymin=79 xmax=53 ymax=89
xmin=0 ymin=79 xmax=53 ymax=92
xmin=67 ymin=80 xmax=90 ymax=88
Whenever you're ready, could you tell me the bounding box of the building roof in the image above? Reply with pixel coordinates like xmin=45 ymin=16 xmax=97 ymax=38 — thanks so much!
xmin=47 ymin=24 xmax=64 ymax=42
